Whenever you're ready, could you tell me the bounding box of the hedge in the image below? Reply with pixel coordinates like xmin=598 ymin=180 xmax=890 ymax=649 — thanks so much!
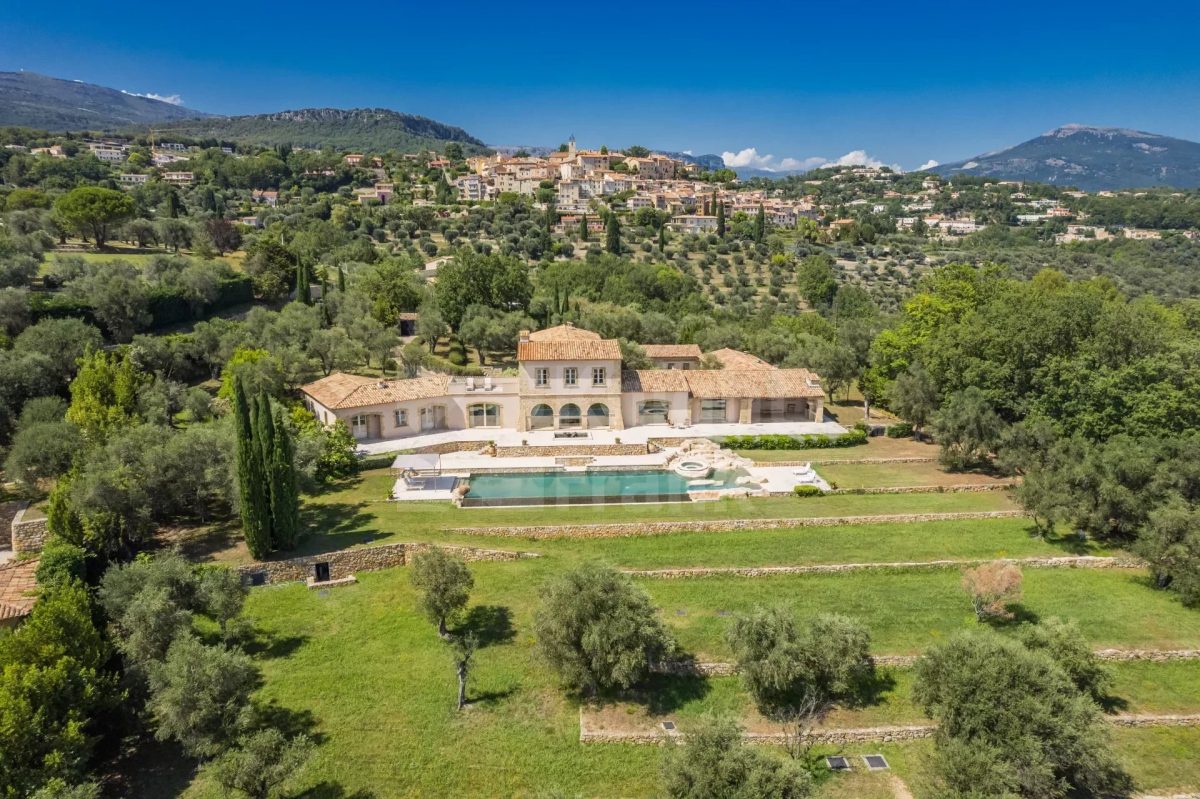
xmin=793 ymin=485 xmax=824 ymax=497
xmin=719 ymin=429 xmax=868 ymax=450
xmin=886 ymin=422 xmax=914 ymax=438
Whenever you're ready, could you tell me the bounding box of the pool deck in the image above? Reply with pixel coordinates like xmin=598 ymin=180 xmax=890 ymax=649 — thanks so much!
xmin=358 ymin=419 xmax=847 ymax=456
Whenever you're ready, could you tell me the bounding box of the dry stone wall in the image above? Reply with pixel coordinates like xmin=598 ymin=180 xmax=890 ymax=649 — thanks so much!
xmin=10 ymin=504 xmax=49 ymax=554
xmin=237 ymin=542 xmax=537 ymax=585
xmin=826 ymin=482 xmax=1015 ymax=495
xmin=450 ymin=510 xmax=1026 ymax=539
xmin=626 ymin=555 xmax=1142 ymax=579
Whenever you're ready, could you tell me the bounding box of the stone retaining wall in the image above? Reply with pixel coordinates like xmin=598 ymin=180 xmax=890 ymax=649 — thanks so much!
xmin=494 ymin=444 xmax=652 ymax=458
xmin=413 ymin=441 xmax=487 ymax=455
xmin=581 ymin=713 xmax=1200 ymax=746
xmin=237 ymin=542 xmax=538 ymax=585
xmin=656 ymin=648 xmax=1200 ymax=676
xmin=10 ymin=503 xmax=49 ymax=554
xmin=827 ymin=482 xmax=1015 ymax=495
xmin=768 ymin=457 xmax=939 ymax=466
xmin=626 ymin=555 xmax=1142 ymax=579
xmin=450 ymin=510 xmax=1026 ymax=540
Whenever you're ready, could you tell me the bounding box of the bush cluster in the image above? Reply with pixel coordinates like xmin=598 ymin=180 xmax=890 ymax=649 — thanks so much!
xmin=721 ymin=429 xmax=868 ymax=450
xmin=885 ymin=421 xmax=914 ymax=438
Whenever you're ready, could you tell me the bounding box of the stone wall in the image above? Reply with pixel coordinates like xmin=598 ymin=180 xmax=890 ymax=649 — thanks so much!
xmin=236 ymin=542 xmax=538 ymax=585
xmin=0 ymin=501 xmax=22 ymax=551
xmin=826 ymin=482 xmax=1016 ymax=495
xmin=450 ymin=510 xmax=1026 ymax=540
xmin=494 ymin=444 xmax=652 ymax=458
xmin=626 ymin=555 xmax=1142 ymax=579
xmin=10 ymin=504 xmax=49 ymax=554
xmin=766 ymin=457 xmax=939 ymax=466
xmin=412 ymin=440 xmax=487 ymax=455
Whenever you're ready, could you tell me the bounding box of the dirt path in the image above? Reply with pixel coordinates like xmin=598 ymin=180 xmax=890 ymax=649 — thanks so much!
xmin=889 ymin=775 xmax=915 ymax=799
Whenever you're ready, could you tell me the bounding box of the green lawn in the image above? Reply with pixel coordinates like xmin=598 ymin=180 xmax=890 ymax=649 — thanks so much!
xmin=815 ymin=461 xmax=1007 ymax=489
xmin=736 ymin=436 xmax=938 ymax=463
xmin=640 ymin=568 xmax=1200 ymax=658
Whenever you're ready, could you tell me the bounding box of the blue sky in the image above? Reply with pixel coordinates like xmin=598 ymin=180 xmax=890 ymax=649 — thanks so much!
xmin=4 ymin=0 xmax=1200 ymax=170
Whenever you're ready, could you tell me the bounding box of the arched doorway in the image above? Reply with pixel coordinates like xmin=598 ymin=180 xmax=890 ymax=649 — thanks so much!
xmin=559 ymin=403 xmax=582 ymax=428
xmin=530 ymin=403 xmax=554 ymax=429
xmin=586 ymin=403 xmax=610 ymax=428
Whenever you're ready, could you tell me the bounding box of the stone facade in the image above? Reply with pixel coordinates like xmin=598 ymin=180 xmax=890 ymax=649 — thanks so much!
xmin=10 ymin=503 xmax=49 ymax=554
xmin=236 ymin=542 xmax=538 ymax=586
xmin=450 ymin=510 xmax=1026 ymax=540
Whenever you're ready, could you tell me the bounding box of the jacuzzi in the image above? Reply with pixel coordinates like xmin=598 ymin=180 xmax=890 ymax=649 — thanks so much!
xmin=674 ymin=459 xmax=713 ymax=479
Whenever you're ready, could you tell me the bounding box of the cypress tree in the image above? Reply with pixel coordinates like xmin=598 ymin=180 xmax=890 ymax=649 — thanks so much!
xmin=296 ymin=261 xmax=311 ymax=304
xmin=716 ymin=198 xmax=726 ymax=238
xmin=658 ymin=225 xmax=667 ymax=252
xmin=337 ymin=265 xmax=346 ymax=292
xmin=269 ymin=407 xmax=300 ymax=550
xmin=606 ymin=214 xmax=621 ymax=255
xmin=754 ymin=204 xmax=766 ymax=243
xmin=255 ymin=393 xmax=278 ymax=545
xmin=579 ymin=214 xmax=588 ymax=241
xmin=234 ymin=379 xmax=271 ymax=559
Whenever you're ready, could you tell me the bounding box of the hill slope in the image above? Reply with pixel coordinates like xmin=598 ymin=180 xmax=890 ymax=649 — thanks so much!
xmin=0 ymin=71 xmax=209 ymax=130
xmin=146 ymin=108 xmax=488 ymax=154
xmin=934 ymin=125 xmax=1200 ymax=190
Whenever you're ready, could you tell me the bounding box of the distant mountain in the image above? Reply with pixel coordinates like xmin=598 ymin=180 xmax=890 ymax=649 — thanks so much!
xmin=934 ymin=125 xmax=1200 ymax=190
xmin=149 ymin=108 xmax=488 ymax=154
xmin=0 ymin=71 xmax=210 ymax=130
xmin=661 ymin=151 xmax=725 ymax=171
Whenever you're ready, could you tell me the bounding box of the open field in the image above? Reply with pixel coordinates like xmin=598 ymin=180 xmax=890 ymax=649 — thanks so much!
xmin=140 ymin=457 xmax=1199 ymax=797
xmin=815 ymin=461 xmax=1006 ymax=489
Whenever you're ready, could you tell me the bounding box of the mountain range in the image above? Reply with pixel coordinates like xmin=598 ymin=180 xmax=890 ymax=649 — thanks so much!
xmin=0 ymin=71 xmax=210 ymax=129
xmin=5 ymin=72 xmax=1200 ymax=189
xmin=932 ymin=125 xmax=1200 ymax=190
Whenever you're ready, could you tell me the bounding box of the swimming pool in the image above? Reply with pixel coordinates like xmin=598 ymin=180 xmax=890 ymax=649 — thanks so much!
xmin=462 ymin=469 xmax=741 ymax=507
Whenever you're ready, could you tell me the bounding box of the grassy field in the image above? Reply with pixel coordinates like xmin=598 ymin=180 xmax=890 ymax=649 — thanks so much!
xmin=815 ymin=461 xmax=1007 ymax=489
xmin=736 ymin=435 xmax=938 ymax=463
xmin=137 ymin=458 xmax=1200 ymax=798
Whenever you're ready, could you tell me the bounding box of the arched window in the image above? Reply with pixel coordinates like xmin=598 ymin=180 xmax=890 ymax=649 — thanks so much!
xmin=587 ymin=403 xmax=610 ymax=428
xmin=530 ymin=403 xmax=554 ymax=429
xmin=467 ymin=403 xmax=500 ymax=428
xmin=637 ymin=400 xmax=670 ymax=425
xmin=559 ymin=403 xmax=582 ymax=427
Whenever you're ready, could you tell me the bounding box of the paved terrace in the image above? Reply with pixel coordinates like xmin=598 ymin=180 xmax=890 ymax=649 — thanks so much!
xmin=356 ymin=419 xmax=847 ymax=455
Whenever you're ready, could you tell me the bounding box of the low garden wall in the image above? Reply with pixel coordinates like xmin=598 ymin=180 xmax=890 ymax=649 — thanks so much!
xmin=9 ymin=503 xmax=49 ymax=554
xmin=236 ymin=542 xmax=538 ymax=586
xmin=626 ymin=555 xmax=1142 ymax=579
xmin=825 ymin=482 xmax=1016 ymax=495
xmin=449 ymin=510 xmax=1026 ymax=540
xmin=493 ymin=444 xmax=653 ymax=458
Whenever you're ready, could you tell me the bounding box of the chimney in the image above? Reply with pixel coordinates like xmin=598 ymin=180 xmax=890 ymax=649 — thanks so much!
xmin=518 ymin=329 xmax=530 ymax=343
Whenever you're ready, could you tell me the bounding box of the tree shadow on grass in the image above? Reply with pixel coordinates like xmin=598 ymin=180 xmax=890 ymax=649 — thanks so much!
xmin=982 ymin=603 xmax=1041 ymax=628
xmin=844 ymin=665 xmax=899 ymax=709
xmin=293 ymin=502 xmax=382 ymax=556
xmin=1098 ymin=692 xmax=1131 ymax=714
xmin=252 ymin=702 xmax=326 ymax=744
xmin=98 ymin=735 xmax=196 ymax=799
xmin=458 ymin=605 xmax=515 ymax=648
xmin=469 ymin=686 xmax=519 ymax=707
xmin=243 ymin=629 xmax=310 ymax=661
xmin=624 ymin=672 xmax=712 ymax=715
xmin=1032 ymin=525 xmax=1098 ymax=556
xmin=300 ymin=783 xmax=378 ymax=799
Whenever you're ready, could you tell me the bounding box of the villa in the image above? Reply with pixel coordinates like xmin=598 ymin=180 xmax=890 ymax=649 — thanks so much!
xmin=300 ymin=324 xmax=827 ymax=443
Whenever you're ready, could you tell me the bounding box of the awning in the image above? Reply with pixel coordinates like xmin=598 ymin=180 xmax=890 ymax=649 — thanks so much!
xmin=390 ymin=453 xmax=442 ymax=473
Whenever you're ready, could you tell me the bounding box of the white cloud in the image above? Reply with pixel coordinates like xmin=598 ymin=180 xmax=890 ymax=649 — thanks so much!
xmin=122 ymin=90 xmax=184 ymax=106
xmin=722 ymin=146 xmax=898 ymax=173
xmin=682 ymin=149 xmax=693 ymax=155
xmin=917 ymin=159 xmax=940 ymax=171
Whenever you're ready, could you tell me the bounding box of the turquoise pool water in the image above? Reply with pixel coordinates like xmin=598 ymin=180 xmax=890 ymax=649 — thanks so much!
xmin=464 ymin=469 xmax=739 ymax=505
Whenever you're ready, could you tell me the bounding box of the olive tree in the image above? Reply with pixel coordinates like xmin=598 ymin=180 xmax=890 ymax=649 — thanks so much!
xmin=410 ymin=547 xmax=473 ymax=638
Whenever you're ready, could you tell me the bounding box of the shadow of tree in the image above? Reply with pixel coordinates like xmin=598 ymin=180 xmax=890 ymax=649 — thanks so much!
xmin=300 ymin=782 xmax=378 ymax=799
xmin=844 ymin=664 xmax=899 ymax=709
xmin=469 ymin=687 xmax=519 ymax=707
xmin=617 ymin=672 xmax=712 ymax=715
xmin=252 ymin=702 xmax=326 ymax=744
xmin=1098 ymin=692 xmax=1131 ymax=714
xmin=243 ymin=630 xmax=310 ymax=661
xmin=292 ymin=502 xmax=381 ymax=556
xmin=983 ymin=603 xmax=1041 ymax=628
xmin=458 ymin=605 xmax=515 ymax=648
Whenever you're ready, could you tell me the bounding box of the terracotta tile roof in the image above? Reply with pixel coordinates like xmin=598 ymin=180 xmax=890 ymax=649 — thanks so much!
xmin=706 ymin=348 xmax=776 ymax=370
xmin=518 ymin=339 xmax=621 ymax=361
xmin=621 ymin=370 xmax=690 ymax=393
xmin=301 ymin=373 xmax=451 ymax=410
xmin=528 ymin=324 xmax=601 ymax=341
xmin=683 ymin=369 xmax=824 ymax=399
xmin=642 ymin=344 xmax=702 ymax=359
xmin=0 ymin=559 xmax=38 ymax=622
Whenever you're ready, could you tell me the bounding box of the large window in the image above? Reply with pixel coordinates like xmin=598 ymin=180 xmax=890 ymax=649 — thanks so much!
xmin=587 ymin=403 xmax=610 ymax=427
xmin=592 ymin=367 xmax=606 ymax=386
xmin=467 ymin=403 xmax=500 ymax=428
xmin=535 ymin=367 xmax=549 ymax=387
xmin=564 ymin=367 xmax=578 ymax=386
xmin=394 ymin=409 xmax=408 ymax=427
xmin=637 ymin=400 xmax=670 ymax=425
xmin=530 ymin=403 xmax=554 ymax=429
xmin=559 ymin=403 xmax=582 ymax=427
xmin=699 ymin=399 xmax=727 ymax=423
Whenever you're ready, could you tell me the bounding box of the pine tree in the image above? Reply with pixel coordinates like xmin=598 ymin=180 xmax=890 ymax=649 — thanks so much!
xmin=716 ymin=198 xmax=726 ymax=238
xmin=234 ymin=379 xmax=271 ymax=559
xmin=269 ymin=407 xmax=300 ymax=550
xmin=754 ymin=204 xmax=766 ymax=243
xmin=606 ymin=214 xmax=621 ymax=255
xmin=579 ymin=214 xmax=588 ymax=241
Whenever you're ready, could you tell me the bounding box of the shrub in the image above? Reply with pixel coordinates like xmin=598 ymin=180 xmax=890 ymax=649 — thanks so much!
xmin=34 ymin=537 xmax=90 ymax=589
xmin=962 ymin=561 xmax=1023 ymax=621
xmin=721 ymin=429 xmax=867 ymax=450
xmin=661 ymin=716 xmax=813 ymax=799
xmin=793 ymin=485 xmax=823 ymax=497
xmin=886 ymin=422 xmax=914 ymax=438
